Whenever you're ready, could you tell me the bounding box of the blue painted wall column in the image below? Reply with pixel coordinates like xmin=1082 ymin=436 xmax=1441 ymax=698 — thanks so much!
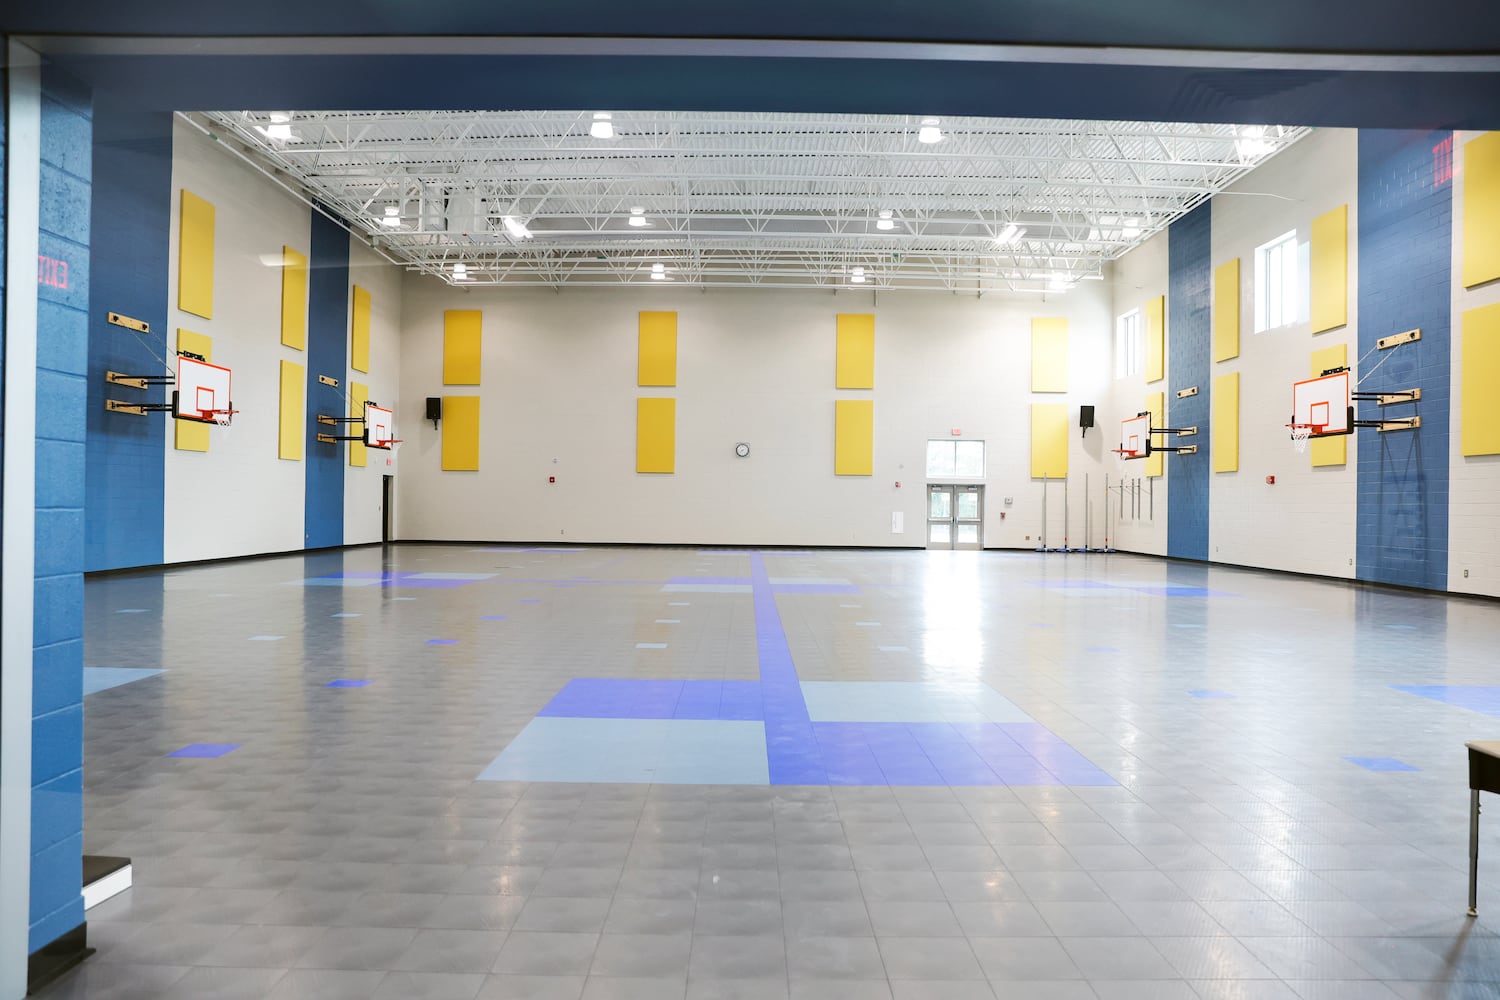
xmin=31 ymin=62 xmax=92 ymax=959
xmin=304 ymin=207 xmax=347 ymax=548
xmin=1167 ymin=201 xmax=1211 ymax=561
xmin=1355 ymin=131 xmax=1451 ymax=590
xmin=84 ymin=107 xmax=170 ymax=571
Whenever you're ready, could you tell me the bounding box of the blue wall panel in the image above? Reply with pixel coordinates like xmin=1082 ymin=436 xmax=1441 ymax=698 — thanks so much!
xmin=305 ymin=209 xmax=348 ymax=548
xmin=85 ymin=108 xmax=171 ymax=571
xmin=31 ymin=64 xmax=91 ymax=954
xmin=1355 ymin=130 xmax=1451 ymax=591
xmin=1167 ymin=201 xmax=1212 ymax=561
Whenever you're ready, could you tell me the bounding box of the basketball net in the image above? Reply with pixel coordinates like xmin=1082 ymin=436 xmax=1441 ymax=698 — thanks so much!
xmin=1291 ymin=424 xmax=1312 ymax=455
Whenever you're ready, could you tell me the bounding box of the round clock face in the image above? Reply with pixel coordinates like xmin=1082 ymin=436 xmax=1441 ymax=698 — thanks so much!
xmin=735 ymin=443 xmax=750 ymax=457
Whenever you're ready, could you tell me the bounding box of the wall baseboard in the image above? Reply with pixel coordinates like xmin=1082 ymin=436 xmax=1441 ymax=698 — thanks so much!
xmin=83 ymin=541 xmax=387 ymax=579
xmin=28 ymin=923 xmax=92 ymax=995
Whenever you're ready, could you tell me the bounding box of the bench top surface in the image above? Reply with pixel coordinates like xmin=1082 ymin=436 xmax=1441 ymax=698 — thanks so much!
xmin=1467 ymin=741 xmax=1500 ymax=757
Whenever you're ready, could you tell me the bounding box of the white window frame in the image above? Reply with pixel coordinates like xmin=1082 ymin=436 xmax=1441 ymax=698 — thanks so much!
xmin=1114 ymin=309 xmax=1141 ymax=379
xmin=1254 ymin=229 xmax=1299 ymax=332
xmin=926 ymin=439 xmax=985 ymax=480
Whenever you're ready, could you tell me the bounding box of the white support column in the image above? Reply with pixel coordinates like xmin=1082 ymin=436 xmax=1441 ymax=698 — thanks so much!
xmin=1 ymin=39 xmax=42 ymax=1000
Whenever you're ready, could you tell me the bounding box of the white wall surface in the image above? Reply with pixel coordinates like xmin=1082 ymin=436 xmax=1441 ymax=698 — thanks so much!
xmin=397 ymin=281 xmax=1114 ymax=548
xmin=1107 ymin=228 xmax=1170 ymax=556
xmin=1207 ymin=128 xmax=1359 ymax=578
xmin=344 ymin=238 xmax=403 ymax=545
xmin=1449 ymin=131 xmax=1500 ymax=598
xmin=165 ymin=119 xmax=310 ymax=562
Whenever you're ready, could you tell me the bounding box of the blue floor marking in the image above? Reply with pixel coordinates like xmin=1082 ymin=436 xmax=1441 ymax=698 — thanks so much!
xmin=1392 ymin=685 xmax=1500 ymax=716
xmin=1345 ymin=757 xmax=1420 ymax=772
xmin=168 ymin=743 xmax=240 ymax=758
xmin=326 ymin=679 xmax=372 ymax=688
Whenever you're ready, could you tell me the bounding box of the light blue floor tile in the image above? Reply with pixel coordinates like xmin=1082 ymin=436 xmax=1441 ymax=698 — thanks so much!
xmin=661 ymin=583 xmax=752 ymax=594
xmin=478 ymin=717 xmax=770 ymax=784
xmin=801 ymin=682 xmax=1036 ymax=725
xmin=84 ymin=667 xmax=165 ymax=695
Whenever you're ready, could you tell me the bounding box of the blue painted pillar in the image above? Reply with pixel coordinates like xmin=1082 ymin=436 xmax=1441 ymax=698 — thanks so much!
xmin=304 ymin=209 xmax=348 ymax=549
xmin=1167 ymin=202 xmax=1211 ymax=561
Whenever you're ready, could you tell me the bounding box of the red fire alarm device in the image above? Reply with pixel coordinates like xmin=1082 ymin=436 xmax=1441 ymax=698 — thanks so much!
xmin=1265 ymin=475 xmax=1275 ymax=485
xmin=548 ymin=476 xmax=556 ymax=484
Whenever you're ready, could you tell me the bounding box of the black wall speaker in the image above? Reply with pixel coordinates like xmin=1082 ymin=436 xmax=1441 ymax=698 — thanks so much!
xmin=1080 ymin=404 xmax=1095 ymax=430
xmin=426 ymin=397 xmax=442 ymax=427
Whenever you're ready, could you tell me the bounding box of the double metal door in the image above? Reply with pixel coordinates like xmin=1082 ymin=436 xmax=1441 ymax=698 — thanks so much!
xmin=927 ymin=485 xmax=983 ymax=550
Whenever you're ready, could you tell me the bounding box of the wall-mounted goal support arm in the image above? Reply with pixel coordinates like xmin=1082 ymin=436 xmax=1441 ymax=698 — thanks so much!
xmin=1355 ymin=417 xmax=1422 ymax=433
xmin=1353 ymin=388 xmax=1421 ymax=406
xmin=105 ymin=371 xmax=175 ymax=389
xmin=105 ymin=400 xmax=173 ymax=416
xmin=1150 ymin=425 xmax=1197 ymax=438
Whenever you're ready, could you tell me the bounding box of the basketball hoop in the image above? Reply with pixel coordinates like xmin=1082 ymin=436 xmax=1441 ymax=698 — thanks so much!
xmin=1110 ymin=448 xmax=1142 ymax=459
xmin=1287 ymin=422 xmax=1323 ymax=455
xmin=201 ymin=407 xmax=237 ymax=427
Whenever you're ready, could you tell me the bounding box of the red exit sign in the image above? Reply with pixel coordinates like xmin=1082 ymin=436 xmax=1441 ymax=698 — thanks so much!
xmin=38 ymin=254 xmax=69 ymax=289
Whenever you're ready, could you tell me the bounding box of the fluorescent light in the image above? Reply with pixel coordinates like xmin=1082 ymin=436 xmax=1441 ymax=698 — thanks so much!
xmin=590 ymin=112 xmax=614 ymax=139
xmin=502 ymin=216 xmax=532 ymax=239
xmin=995 ymin=223 xmax=1023 ymax=245
xmin=1121 ymin=219 xmax=1142 ymax=239
xmin=876 ymin=210 xmax=895 ymax=231
xmin=1048 ymin=274 xmax=1068 ymax=291
xmin=452 ymin=262 xmax=468 ymax=280
xmin=264 ymin=124 xmax=293 ymax=141
xmin=1236 ymin=127 xmax=1273 ymax=157
xmin=268 ymin=111 xmax=292 ymax=124
xmin=380 ymin=206 xmax=401 ymax=228
xmin=651 ymin=263 xmax=666 ymax=281
xmin=851 ymin=266 xmax=867 ymax=284
xmin=629 ymin=206 xmax=649 ymax=228
xmin=917 ymin=118 xmax=943 ymax=144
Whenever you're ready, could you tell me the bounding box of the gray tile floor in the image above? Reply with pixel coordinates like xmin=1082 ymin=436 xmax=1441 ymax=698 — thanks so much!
xmin=44 ymin=544 xmax=1500 ymax=998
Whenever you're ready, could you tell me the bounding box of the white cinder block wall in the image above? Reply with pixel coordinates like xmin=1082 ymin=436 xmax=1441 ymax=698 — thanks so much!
xmin=165 ymin=118 xmax=311 ymax=562
xmin=1450 ymin=131 xmax=1500 ymax=598
xmin=1107 ymin=229 xmax=1169 ymax=556
xmin=344 ymin=239 xmax=403 ymax=545
xmin=396 ymin=282 xmax=1114 ymax=548
xmin=1207 ymin=128 xmax=1359 ymax=578
xmin=165 ymin=119 xmax=404 ymax=562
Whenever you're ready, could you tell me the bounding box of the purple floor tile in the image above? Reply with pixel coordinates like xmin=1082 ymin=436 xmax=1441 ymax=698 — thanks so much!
xmin=326 ymin=680 xmax=372 ymax=688
xmin=168 ymin=743 xmax=240 ymax=759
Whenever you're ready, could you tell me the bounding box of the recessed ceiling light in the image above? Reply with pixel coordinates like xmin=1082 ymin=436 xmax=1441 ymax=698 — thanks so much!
xmin=995 ymin=223 xmax=1024 ymax=245
xmin=876 ymin=210 xmax=895 ymax=231
xmin=380 ymin=206 xmax=401 ymax=228
xmin=917 ymin=118 xmax=943 ymax=144
xmin=590 ymin=113 xmax=614 ymax=139
xmin=502 ymin=216 xmax=532 ymax=239
xmin=629 ymin=206 xmax=649 ymax=228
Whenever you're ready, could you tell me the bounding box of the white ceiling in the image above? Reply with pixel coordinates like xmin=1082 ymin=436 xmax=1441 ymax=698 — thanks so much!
xmin=200 ymin=110 xmax=1307 ymax=294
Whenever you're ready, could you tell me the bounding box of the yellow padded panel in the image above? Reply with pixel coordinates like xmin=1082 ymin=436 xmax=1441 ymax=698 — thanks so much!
xmin=1463 ymin=132 xmax=1500 ymax=289
xmin=441 ymin=396 xmax=480 ymax=471
xmin=1029 ymin=403 xmax=1068 ymax=479
xmin=443 ymin=310 xmax=482 ymax=385
xmin=835 ymin=314 xmax=876 ymax=389
xmin=1145 ymin=295 xmax=1165 ymax=383
xmin=174 ymin=329 xmax=212 ymax=453
xmin=1145 ymin=392 xmax=1165 ymax=478
xmin=636 ymin=397 xmax=677 ymax=474
xmin=351 ymin=285 xmax=371 ymax=374
xmin=834 ymin=399 xmax=874 ymax=476
xmin=638 ymin=311 xmax=678 ymax=387
xmin=178 ymin=190 xmax=214 ymax=319
xmin=1030 ymin=317 xmax=1069 ymax=392
xmin=349 ymin=381 xmax=368 ymax=468
xmin=1212 ymin=372 xmax=1239 ymax=473
xmin=280 ymin=246 xmax=306 ymax=350
xmin=1462 ymin=301 xmax=1500 ymax=455
xmin=1310 ymin=204 xmax=1348 ymax=333
xmin=1213 ymin=259 xmax=1240 ymax=362
xmin=1310 ymin=344 xmax=1347 ymax=467
xmin=278 ymin=360 xmax=304 ymax=461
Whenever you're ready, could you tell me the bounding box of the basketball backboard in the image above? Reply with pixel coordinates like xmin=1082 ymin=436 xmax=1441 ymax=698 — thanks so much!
xmin=365 ymin=403 xmax=395 ymax=448
xmin=1116 ymin=412 xmax=1151 ymax=459
xmin=174 ymin=354 xmax=232 ymax=423
xmin=1291 ymin=369 xmax=1352 ymax=436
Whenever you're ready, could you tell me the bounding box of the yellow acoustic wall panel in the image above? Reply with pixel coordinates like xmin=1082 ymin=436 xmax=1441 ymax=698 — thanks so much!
xmin=443 ymin=310 xmax=482 ymax=385
xmin=835 ymin=314 xmax=876 ymax=389
xmin=1029 ymin=403 xmax=1068 ymax=479
xmin=280 ymin=246 xmax=307 ymax=350
xmin=1461 ymin=301 xmax=1500 ymax=455
xmin=1213 ymin=259 xmax=1240 ymax=362
xmin=1145 ymin=295 xmax=1165 ymax=383
xmin=1310 ymin=204 xmax=1349 ymax=333
xmin=1030 ymin=318 xmax=1069 ymax=392
xmin=1145 ymin=392 xmax=1165 ymax=478
xmin=349 ymin=381 xmax=368 ymax=468
xmin=350 ymin=285 xmax=371 ymax=374
xmin=1213 ymin=372 xmax=1240 ymax=473
xmin=1463 ymin=132 xmax=1500 ymax=288
xmin=1310 ymin=344 xmax=1347 ymax=467
xmin=638 ymin=311 xmax=678 ymax=386
xmin=278 ymin=360 xmax=304 ymax=461
xmin=636 ymin=397 xmax=677 ymax=473
xmin=834 ymin=399 xmax=874 ymax=475
xmin=178 ymin=190 xmax=215 ymax=319
xmin=441 ymin=396 xmax=481 ymax=471
xmin=174 ymin=329 xmax=213 ymax=453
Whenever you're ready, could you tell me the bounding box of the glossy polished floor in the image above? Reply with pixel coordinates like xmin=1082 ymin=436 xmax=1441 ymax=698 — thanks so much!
xmin=46 ymin=543 xmax=1500 ymax=999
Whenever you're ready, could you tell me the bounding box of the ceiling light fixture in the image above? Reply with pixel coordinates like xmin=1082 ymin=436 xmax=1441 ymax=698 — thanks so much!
xmin=995 ymin=223 xmax=1024 ymax=245
xmin=1048 ymin=274 xmax=1069 ymax=291
xmin=629 ymin=206 xmax=649 ymax=228
xmin=590 ymin=112 xmax=614 ymax=139
xmin=1121 ymin=219 xmax=1142 ymax=239
xmin=452 ymin=262 xmax=468 ymax=280
xmin=876 ymin=210 xmax=895 ymax=231
xmin=1236 ymin=125 xmax=1273 ymax=158
xmin=380 ymin=206 xmax=402 ymax=228
xmin=917 ymin=118 xmax=943 ymax=144
xmin=651 ymin=262 xmax=666 ymax=281
xmin=851 ymin=266 xmax=867 ymax=284
xmin=502 ymin=216 xmax=533 ymax=239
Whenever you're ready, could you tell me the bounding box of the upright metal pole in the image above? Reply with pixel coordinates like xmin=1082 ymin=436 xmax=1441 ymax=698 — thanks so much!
xmin=1471 ymin=789 xmax=1481 ymax=917
xmin=1062 ymin=475 xmax=1070 ymax=552
xmin=1084 ymin=474 xmax=1090 ymax=550
xmin=1150 ymin=476 xmax=1155 ymax=521
xmin=1038 ymin=474 xmax=1047 ymax=552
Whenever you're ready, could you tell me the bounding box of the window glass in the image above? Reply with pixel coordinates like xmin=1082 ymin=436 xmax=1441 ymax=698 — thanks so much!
xmin=927 ymin=440 xmax=984 ymax=479
xmin=1255 ymin=230 xmax=1298 ymax=331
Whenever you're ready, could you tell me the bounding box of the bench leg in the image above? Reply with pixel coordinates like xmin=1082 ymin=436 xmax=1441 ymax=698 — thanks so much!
xmin=1470 ymin=789 xmax=1480 ymax=918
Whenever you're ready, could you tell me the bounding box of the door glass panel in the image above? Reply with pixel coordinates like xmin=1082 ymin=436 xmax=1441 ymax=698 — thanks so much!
xmin=929 ymin=491 xmax=951 ymax=519
xmin=955 ymin=441 xmax=985 ymax=478
xmin=929 ymin=522 xmax=951 ymax=544
xmin=926 ymin=441 xmax=956 ymax=478
xmin=957 ymin=524 xmax=980 ymax=544
xmin=956 ymin=492 xmax=979 ymax=519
